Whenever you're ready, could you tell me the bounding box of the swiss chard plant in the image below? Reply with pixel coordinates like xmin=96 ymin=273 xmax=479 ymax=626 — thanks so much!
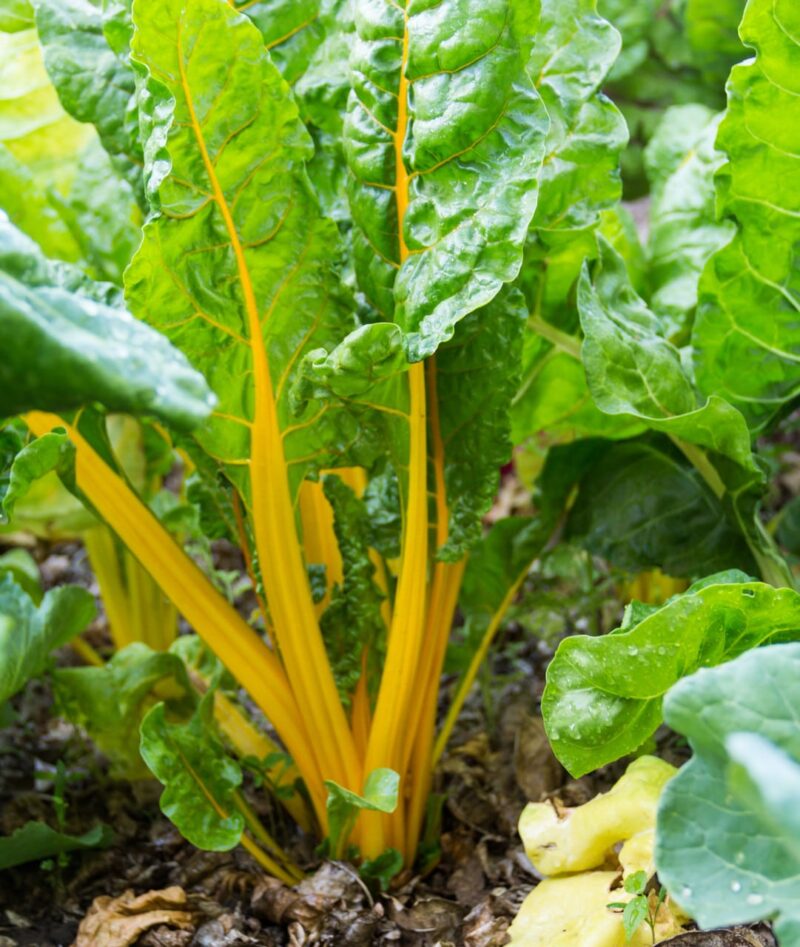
xmin=2 ymin=0 xmax=799 ymax=927
xmin=0 ymin=0 xmax=630 ymax=874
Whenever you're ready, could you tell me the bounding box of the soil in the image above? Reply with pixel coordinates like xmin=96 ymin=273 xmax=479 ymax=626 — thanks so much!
xmin=0 ymin=541 xmax=778 ymax=946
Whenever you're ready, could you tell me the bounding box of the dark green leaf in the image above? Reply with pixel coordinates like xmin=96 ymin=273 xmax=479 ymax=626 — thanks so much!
xmin=565 ymin=437 xmax=755 ymax=577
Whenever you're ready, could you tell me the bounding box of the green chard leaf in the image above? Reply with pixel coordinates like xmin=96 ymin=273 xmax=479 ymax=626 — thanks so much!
xmin=692 ymin=0 xmax=800 ymax=432
xmin=645 ymin=105 xmax=734 ymax=336
xmin=234 ymin=0 xmax=323 ymax=85
xmin=512 ymin=0 xmax=631 ymax=446
xmin=127 ymin=0 xmax=357 ymax=504
xmin=345 ymin=0 xmax=548 ymax=353
xmin=565 ymin=436 xmax=755 ymax=578
xmin=542 ymin=577 xmax=800 ymax=777
xmin=0 ymin=574 xmax=95 ymax=705
xmin=0 ymin=821 xmax=113 ymax=871
xmin=0 ymin=219 xmax=215 ymax=430
xmin=684 ymin=0 xmax=746 ymax=87
xmin=31 ymin=0 xmax=145 ymax=202
xmin=435 ymin=287 xmax=526 ymax=561
xmin=577 ymin=238 xmax=791 ymax=587
xmin=320 ymin=473 xmax=386 ymax=704
xmin=140 ymin=696 xmax=245 ymax=851
xmin=54 ymin=643 xmax=194 ymax=779
xmin=656 ymin=644 xmax=800 ymax=944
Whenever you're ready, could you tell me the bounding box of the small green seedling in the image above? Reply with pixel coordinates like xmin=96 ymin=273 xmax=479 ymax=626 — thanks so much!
xmin=608 ymin=870 xmax=667 ymax=944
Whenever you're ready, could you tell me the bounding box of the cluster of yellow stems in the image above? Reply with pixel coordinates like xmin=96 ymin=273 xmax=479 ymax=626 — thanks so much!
xmin=22 ymin=6 xmax=509 ymax=875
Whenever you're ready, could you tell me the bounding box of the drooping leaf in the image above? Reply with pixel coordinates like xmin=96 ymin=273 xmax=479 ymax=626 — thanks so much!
xmin=31 ymin=0 xmax=144 ymax=201
xmin=324 ymin=766 xmax=399 ymax=858
xmin=0 ymin=574 xmax=95 ymax=705
xmin=692 ymin=0 xmax=800 ymax=433
xmin=656 ymin=644 xmax=800 ymax=944
xmin=140 ymin=697 xmax=245 ymax=851
xmin=435 ymin=288 xmax=526 ymax=561
xmin=345 ymin=0 xmax=549 ymax=354
xmin=565 ymin=437 xmax=755 ymax=578
xmin=645 ymin=105 xmax=734 ymax=335
xmin=542 ymin=577 xmax=800 ymax=777
xmin=55 ymin=643 xmax=193 ymax=778
xmin=0 ymin=219 xmax=215 ymax=430
xmin=0 ymin=821 xmax=113 ymax=870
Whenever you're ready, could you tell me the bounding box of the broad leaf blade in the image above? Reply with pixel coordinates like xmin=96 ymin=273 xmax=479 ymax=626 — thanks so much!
xmin=55 ymin=643 xmax=193 ymax=779
xmin=140 ymin=698 xmax=245 ymax=851
xmin=656 ymin=644 xmax=800 ymax=941
xmin=346 ymin=0 xmax=549 ymax=355
xmin=0 ymin=220 xmax=215 ymax=429
xmin=692 ymin=0 xmax=800 ymax=432
xmin=543 ymin=579 xmax=800 ymax=776
xmin=127 ymin=0 xmax=353 ymax=503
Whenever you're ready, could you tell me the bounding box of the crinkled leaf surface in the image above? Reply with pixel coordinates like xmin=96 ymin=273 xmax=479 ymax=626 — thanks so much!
xmin=565 ymin=437 xmax=755 ymax=578
xmin=656 ymin=644 xmax=800 ymax=944
xmin=140 ymin=697 xmax=245 ymax=851
xmin=512 ymin=0 xmax=628 ymax=445
xmin=692 ymin=0 xmax=800 ymax=433
xmin=435 ymin=288 xmax=526 ymax=561
xmin=345 ymin=0 xmax=548 ymax=355
xmin=645 ymin=105 xmax=733 ymax=335
xmin=31 ymin=0 xmax=144 ymax=200
xmin=0 ymin=821 xmax=113 ymax=870
xmin=0 ymin=220 xmax=214 ymax=429
xmin=127 ymin=0 xmax=356 ymax=504
xmin=543 ymin=577 xmax=800 ymax=777
xmin=55 ymin=643 xmax=193 ymax=778
xmin=0 ymin=574 xmax=95 ymax=704
xmin=319 ymin=474 xmax=386 ymax=703
xmin=577 ymin=237 xmax=791 ymax=586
